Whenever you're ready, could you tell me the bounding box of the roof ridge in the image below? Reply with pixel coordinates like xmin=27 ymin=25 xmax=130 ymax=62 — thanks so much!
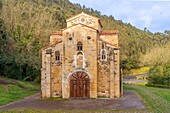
xmin=42 ymin=41 xmax=62 ymax=50
xmin=100 ymin=30 xmax=119 ymax=35
xmin=51 ymin=31 xmax=62 ymax=36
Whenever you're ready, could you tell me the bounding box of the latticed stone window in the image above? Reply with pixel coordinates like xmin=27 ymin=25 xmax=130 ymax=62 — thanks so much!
xmin=77 ymin=41 xmax=83 ymax=51
xmin=101 ymin=49 xmax=107 ymax=61
xmin=55 ymin=51 xmax=60 ymax=61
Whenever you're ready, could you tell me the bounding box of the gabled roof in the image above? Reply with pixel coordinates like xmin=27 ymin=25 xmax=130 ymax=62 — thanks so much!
xmin=62 ymin=23 xmax=98 ymax=31
xmin=100 ymin=30 xmax=119 ymax=35
xmin=66 ymin=12 xmax=103 ymax=28
xmin=50 ymin=23 xmax=98 ymax=37
xmin=66 ymin=12 xmax=99 ymax=22
xmin=42 ymin=41 xmax=62 ymax=50
xmin=98 ymin=38 xmax=120 ymax=48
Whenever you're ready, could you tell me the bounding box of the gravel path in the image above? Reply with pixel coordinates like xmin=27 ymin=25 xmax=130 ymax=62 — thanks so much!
xmin=0 ymin=90 xmax=145 ymax=111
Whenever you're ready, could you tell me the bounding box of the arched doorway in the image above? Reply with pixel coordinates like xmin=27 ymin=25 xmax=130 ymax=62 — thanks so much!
xmin=70 ymin=71 xmax=90 ymax=98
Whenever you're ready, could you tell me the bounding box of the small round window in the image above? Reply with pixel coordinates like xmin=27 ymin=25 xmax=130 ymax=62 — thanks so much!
xmin=81 ymin=18 xmax=85 ymax=22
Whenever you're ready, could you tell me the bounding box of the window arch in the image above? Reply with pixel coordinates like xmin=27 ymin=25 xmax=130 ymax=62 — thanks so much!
xmin=102 ymin=43 xmax=105 ymax=49
xmin=101 ymin=49 xmax=107 ymax=61
xmin=55 ymin=51 xmax=60 ymax=61
xmin=77 ymin=41 xmax=83 ymax=51
xmin=76 ymin=51 xmax=84 ymax=68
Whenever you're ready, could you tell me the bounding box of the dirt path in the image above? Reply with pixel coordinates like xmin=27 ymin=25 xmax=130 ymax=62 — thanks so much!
xmin=0 ymin=90 xmax=145 ymax=111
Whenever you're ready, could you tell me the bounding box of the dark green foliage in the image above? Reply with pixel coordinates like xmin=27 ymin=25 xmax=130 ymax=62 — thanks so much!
xmin=0 ymin=0 xmax=2 ymax=11
xmin=0 ymin=19 xmax=7 ymax=49
xmin=148 ymin=64 xmax=170 ymax=86
xmin=0 ymin=1 xmax=9 ymax=77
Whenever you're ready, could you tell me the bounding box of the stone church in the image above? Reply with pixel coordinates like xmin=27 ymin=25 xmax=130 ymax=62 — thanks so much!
xmin=41 ymin=12 xmax=122 ymax=99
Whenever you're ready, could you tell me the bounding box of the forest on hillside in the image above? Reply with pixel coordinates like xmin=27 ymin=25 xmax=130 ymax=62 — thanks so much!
xmin=0 ymin=0 xmax=169 ymax=84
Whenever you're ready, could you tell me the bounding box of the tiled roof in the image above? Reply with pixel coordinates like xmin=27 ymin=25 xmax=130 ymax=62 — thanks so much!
xmin=42 ymin=41 xmax=62 ymax=50
xmin=51 ymin=31 xmax=62 ymax=36
xmin=98 ymin=38 xmax=120 ymax=48
xmin=100 ymin=30 xmax=119 ymax=35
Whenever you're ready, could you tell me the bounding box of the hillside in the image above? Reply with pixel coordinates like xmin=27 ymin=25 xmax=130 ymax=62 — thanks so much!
xmin=0 ymin=0 xmax=170 ymax=81
xmin=0 ymin=76 xmax=39 ymax=106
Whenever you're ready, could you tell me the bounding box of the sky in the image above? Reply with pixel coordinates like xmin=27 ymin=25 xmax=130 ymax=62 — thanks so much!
xmin=69 ymin=0 xmax=170 ymax=33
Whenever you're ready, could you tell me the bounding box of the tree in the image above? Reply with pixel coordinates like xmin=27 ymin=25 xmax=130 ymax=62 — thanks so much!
xmin=144 ymin=27 xmax=147 ymax=31
xmin=0 ymin=0 xmax=2 ymax=12
xmin=82 ymin=5 xmax=86 ymax=9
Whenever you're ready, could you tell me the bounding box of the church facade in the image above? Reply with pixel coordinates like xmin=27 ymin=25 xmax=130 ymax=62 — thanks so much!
xmin=41 ymin=12 xmax=122 ymax=99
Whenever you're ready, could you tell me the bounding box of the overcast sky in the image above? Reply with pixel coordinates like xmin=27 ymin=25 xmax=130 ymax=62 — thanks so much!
xmin=70 ymin=0 xmax=170 ymax=33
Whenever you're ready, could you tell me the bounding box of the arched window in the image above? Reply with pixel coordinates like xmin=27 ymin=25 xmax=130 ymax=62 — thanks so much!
xmin=101 ymin=49 xmax=107 ymax=61
xmin=76 ymin=51 xmax=83 ymax=68
xmin=102 ymin=43 xmax=105 ymax=49
xmin=55 ymin=51 xmax=60 ymax=61
xmin=77 ymin=41 xmax=83 ymax=51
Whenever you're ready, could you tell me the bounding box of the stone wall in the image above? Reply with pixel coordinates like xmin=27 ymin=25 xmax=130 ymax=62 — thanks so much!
xmin=51 ymin=42 xmax=63 ymax=97
xmin=41 ymin=49 xmax=52 ymax=98
xmin=97 ymin=33 xmax=121 ymax=98
xmin=41 ymin=37 xmax=63 ymax=98
xmin=62 ymin=24 xmax=98 ymax=98
xmin=113 ymin=49 xmax=121 ymax=97
xmin=97 ymin=41 xmax=111 ymax=98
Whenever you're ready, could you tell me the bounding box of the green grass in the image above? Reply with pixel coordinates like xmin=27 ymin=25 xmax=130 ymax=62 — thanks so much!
xmin=17 ymin=81 xmax=40 ymax=91
xmin=0 ymin=77 xmax=40 ymax=106
xmin=124 ymin=84 xmax=170 ymax=113
xmin=145 ymin=85 xmax=170 ymax=102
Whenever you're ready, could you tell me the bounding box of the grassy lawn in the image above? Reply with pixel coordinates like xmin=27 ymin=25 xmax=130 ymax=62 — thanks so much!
xmin=0 ymin=77 xmax=40 ymax=106
xmin=124 ymin=84 xmax=170 ymax=113
xmin=146 ymin=85 xmax=170 ymax=102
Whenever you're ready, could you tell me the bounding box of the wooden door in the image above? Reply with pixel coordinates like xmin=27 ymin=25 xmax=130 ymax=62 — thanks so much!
xmin=70 ymin=71 xmax=90 ymax=98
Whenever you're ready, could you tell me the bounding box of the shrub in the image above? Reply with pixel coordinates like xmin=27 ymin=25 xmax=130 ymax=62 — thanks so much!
xmin=148 ymin=64 xmax=170 ymax=86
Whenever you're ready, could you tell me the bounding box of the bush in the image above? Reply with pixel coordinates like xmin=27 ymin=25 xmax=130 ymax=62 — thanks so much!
xmin=148 ymin=64 xmax=170 ymax=86
xmin=0 ymin=60 xmax=40 ymax=82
